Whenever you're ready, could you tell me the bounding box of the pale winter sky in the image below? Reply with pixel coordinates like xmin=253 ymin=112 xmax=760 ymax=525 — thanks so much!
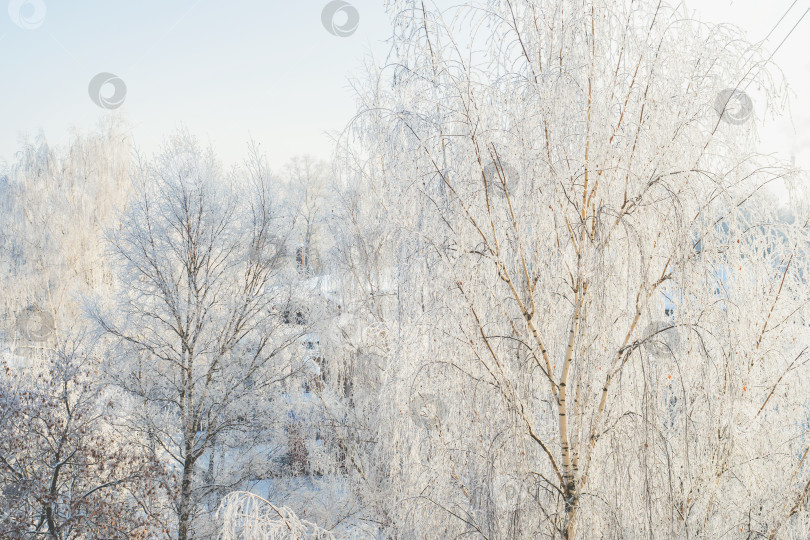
xmin=1 ymin=0 xmax=809 ymax=172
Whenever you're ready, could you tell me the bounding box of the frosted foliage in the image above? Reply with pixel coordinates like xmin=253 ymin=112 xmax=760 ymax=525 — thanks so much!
xmin=332 ymin=0 xmax=810 ymax=538
xmin=217 ymin=492 xmax=334 ymax=540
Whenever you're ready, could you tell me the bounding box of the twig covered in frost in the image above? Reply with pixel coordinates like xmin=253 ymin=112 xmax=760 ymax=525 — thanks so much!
xmin=217 ymin=491 xmax=335 ymax=540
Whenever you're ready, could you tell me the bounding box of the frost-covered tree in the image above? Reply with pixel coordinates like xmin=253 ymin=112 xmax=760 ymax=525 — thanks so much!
xmin=285 ymin=156 xmax=332 ymax=277
xmin=216 ymin=491 xmax=335 ymax=540
xmin=336 ymin=0 xmax=810 ymax=538
xmin=0 ymin=119 xmax=132 ymax=357
xmin=0 ymin=336 xmax=165 ymax=539
xmin=90 ymin=132 xmax=307 ymax=539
